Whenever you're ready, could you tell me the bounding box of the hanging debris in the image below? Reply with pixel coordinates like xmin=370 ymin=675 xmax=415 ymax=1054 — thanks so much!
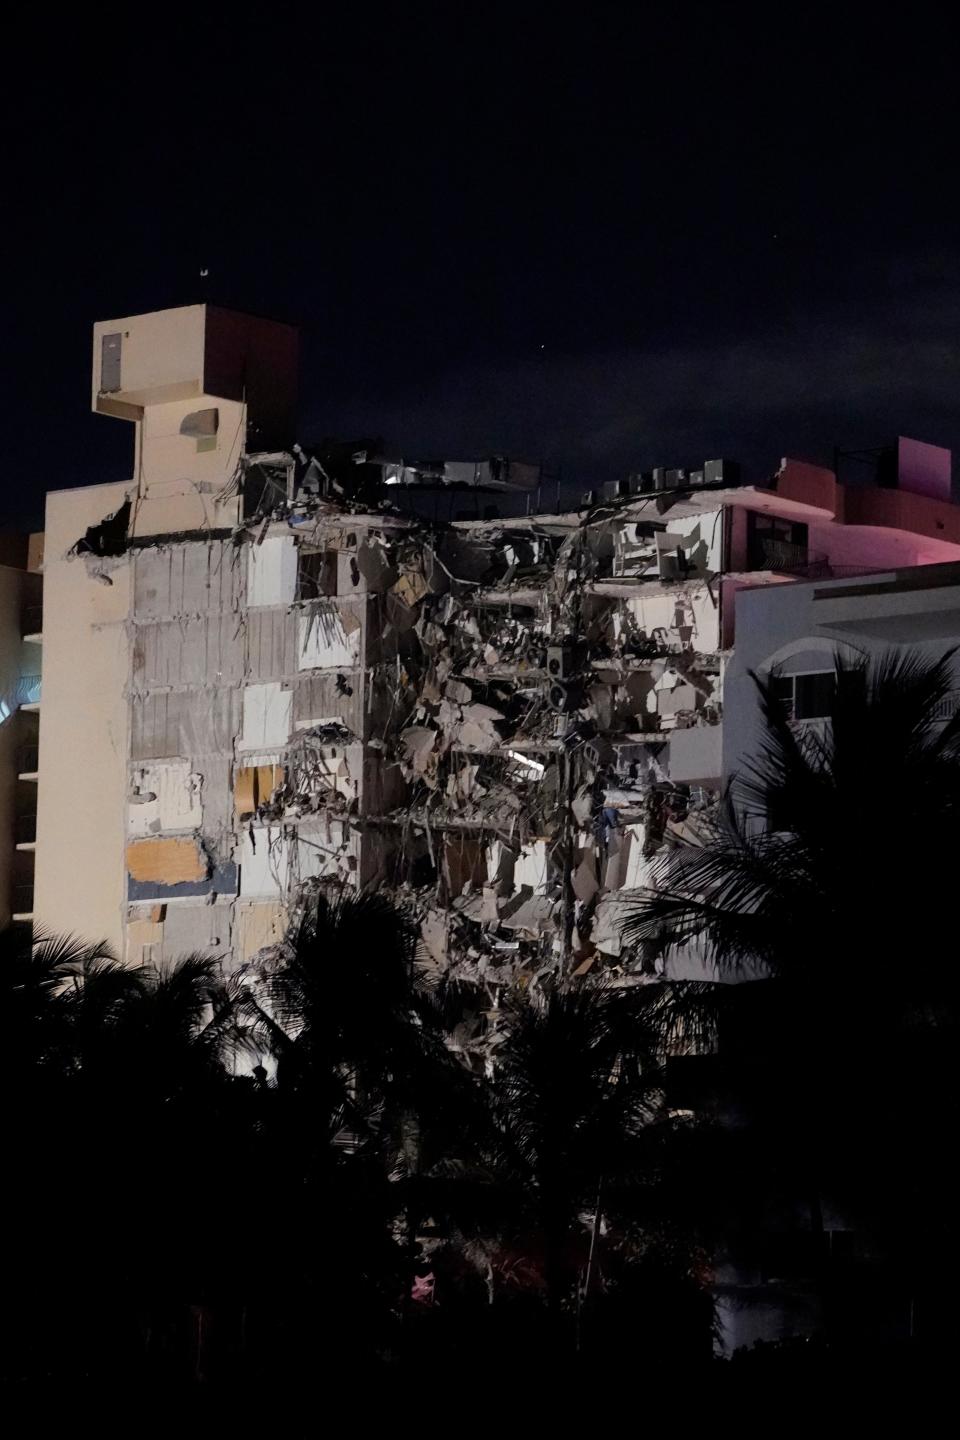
xmin=112 ymin=443 xmax=741 ymax=1028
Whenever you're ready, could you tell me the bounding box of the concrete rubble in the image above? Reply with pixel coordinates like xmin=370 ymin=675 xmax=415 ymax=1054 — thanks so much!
xmin=40 ymin=306 xmax=958 ymax=1064
xmin=101 ymin=446 xmax=729 ymax=1049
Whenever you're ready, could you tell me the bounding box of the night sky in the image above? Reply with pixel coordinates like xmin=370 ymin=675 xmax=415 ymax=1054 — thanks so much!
xmin=3 ymin=3 xmax=958 ymax=529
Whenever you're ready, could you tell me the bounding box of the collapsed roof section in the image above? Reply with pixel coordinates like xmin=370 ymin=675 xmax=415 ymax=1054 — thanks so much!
xmin=61 ymin=305 xmax=956 ymax=1022
xmin=63 ymin=331 xmax=960 ymax=1065
xmin=242 ymin=445 xmax=548 ymax=521
xmin=90 ymin=458 xmax=740 ymax=1030
xmin=56 ymin=404 xmax=960 ymax=1067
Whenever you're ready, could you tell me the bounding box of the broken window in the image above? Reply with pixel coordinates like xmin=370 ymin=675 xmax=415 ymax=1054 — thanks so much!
xmin=297 ymin=548 xmax=338 ymax=600
xmin=234 ymin=764 xmax=285 ymax=818
xmin=297 ymin=604 xmax=361 ymax=670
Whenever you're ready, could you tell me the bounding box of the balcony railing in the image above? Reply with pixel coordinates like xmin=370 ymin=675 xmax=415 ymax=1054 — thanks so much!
xmin=750 ymin=539 xmax=817 ymax=575
xmin=748 ymin=542 xmax=898 ymax=583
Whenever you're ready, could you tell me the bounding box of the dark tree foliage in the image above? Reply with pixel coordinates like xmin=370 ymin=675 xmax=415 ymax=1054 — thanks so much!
xmin=0 ymin=902 xmax=713 ymax=1393
xmin=624 ymin=649 xmax=960 ymax=1342
xmin=10 ymin=648 xmax=955 ymax=1398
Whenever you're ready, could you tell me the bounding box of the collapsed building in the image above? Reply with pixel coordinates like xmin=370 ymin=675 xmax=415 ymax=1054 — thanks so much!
xmin=29 ymin=308 xmax=960 ymax=1044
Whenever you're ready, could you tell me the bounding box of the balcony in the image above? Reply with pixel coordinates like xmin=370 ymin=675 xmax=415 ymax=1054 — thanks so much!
xmin=11 ymin=883 xmax=34 ymax=923
xmin=17 ymin=745 xmax=39 ymax=781
xmin=747 ymin=539 xmax=889 ymax=583
xmin=748 ymin=538 xmax=821 ymax=577
xmin=15 ymin=813 xmax=37 ymax=851
xmin=21 ymin=605 xmax=43 ymax=643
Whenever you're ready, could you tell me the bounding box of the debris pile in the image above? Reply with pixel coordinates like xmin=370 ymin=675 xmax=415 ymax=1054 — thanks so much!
xmin=88 ymin=446 xmax=734 ymax=1035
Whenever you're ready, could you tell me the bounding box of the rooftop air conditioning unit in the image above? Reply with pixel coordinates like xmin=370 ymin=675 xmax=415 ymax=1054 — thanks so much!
xmin=603 ymin=479 xmax=632 ymax=501
xmin=704 ymin=458 xmax=741 ymax=486
xmin=665 ymin=468 xmax=687 ymax=487
xmin=652 ymin=467 xmax=668 ymax=490
xmin=636 ymin=471 xmax=656 ymax=494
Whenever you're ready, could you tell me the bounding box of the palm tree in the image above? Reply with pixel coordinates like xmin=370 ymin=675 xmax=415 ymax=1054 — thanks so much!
xmin=623 ymin=648 xmax=960 ymax=1330
xmin=0 ymin=926 xmax=117 ymax=1078
xmin=625 ymin=648 xmax=960 ymax=984
xmin=60 ymin=954 xmax=257 ymax=1380
xmin=245 ymin=890 xmax=474 ymax=1369
xmin=0 ymin=933 xmax=263 ymax=1385
xmin=251 ymin=890 xmax=464 ymax=1146
xmin=72 ymin=952 xmax=248 ymax=1097
xmin=424 ymin=979 xmax=708 ymax=1353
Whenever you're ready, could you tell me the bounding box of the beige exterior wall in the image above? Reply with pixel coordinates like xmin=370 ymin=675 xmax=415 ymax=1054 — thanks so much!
xmin=0 ymin=564 xmax=32 ymax=926
xmin=33 ymin=483 xmax=133 ymax=952
xmin=0 ymin=718 xmax=20 ymax=927
xmin=130 ymin=396 xmax=244 ymax=538
xmin=92 ymin=304 xmax=298 ymax=442
xmin=30 ymin=303 xmax=299 ymax=962
xmin=92 ymin=305 xmax=207 ymax=415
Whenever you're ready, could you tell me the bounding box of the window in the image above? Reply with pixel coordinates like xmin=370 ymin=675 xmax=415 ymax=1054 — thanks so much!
xmin=746 ymin=512 xmax=808 ymax=571
xmin=772 ymin=670 xmax=836 ymax=721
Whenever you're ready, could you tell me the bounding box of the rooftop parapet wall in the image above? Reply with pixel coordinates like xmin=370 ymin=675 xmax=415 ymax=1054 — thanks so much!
xmin=842 ymin=485 xmax=960 ymax=546
xmin=773 ymin=458 xmax=842 ymax=517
